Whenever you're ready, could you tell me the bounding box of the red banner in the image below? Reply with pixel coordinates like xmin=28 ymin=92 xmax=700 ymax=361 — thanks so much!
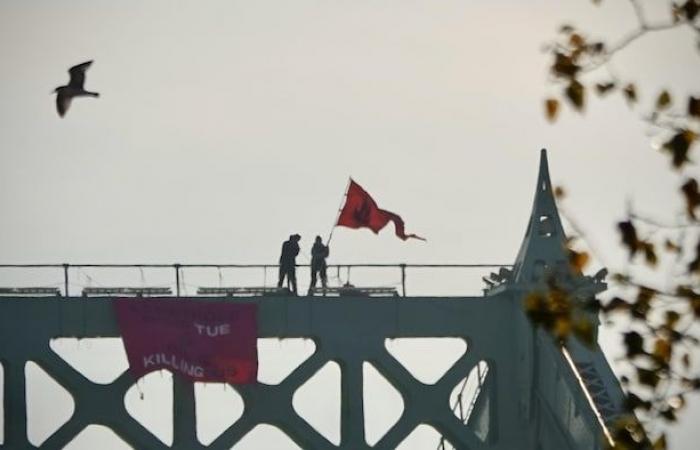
xmin=114 ymin=298 xmax=257 ymax=384
xmin=337 ymin=179 xmax=425 ymax=241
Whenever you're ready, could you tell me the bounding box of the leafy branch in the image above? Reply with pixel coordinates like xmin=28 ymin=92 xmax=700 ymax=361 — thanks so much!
xmin=534 ymin=1 xmax=700 ymax=449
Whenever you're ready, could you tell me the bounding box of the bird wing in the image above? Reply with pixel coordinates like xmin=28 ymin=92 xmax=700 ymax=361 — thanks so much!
xmin=56 ymin=92 xmax=72 ymax=117
xmin=68 ymin=60 xmax=93 ymax=89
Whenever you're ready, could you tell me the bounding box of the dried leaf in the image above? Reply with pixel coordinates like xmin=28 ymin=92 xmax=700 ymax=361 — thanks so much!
xmin=689 ymin=238 xmax=700 ymax=273
xmin=604 ymin=297 xmax=630 ymax=312
xmin=676 ymin=286 xmax=698 ymax=298
xmin=641 ymin=241 xmax=658 ymax=266
xmin=553 ymin=316 xmax=572 ymax=340
xmin=612 ymin=273 xmax=630 ymax=284
xmin=637 ymin=286 xmax=655 ymax=304
xmin=663 ymin=130 xmax=696 ymax=169
xmin=626 ymin=392 xmax=652 ymax=411
xmin=569 ymin=33 xmax=585 ymax=48
xmin=565 ymin=80 xmax=585 ymax=110
xmin=524 ymin=291 xmax=549 ymax=325
xmin=692 ymin=297 xmax=700 ymax=317
xmin=681 ymin=178 xmax=700 ymax=219
xmin=595 ymin=82 xmax=616 ymax=95
xmin=623 ymin=83 xmax=637 ymax=105
xmin=545 ymin=98 xmax=560 ymax=122
xmin=689 ymin=96 xmax=700 ymax=118
xmin=524 ymin=288 xmax=578 ymax=342
xmin=559 ymin=24 xmax=574 ymax=34
xmin=653 ymin=338 xmax=672 ymax=363
xmin=632 ymin=287 xmax=654 ymax=319
xmin=637 ymin=367 xmax=660 ymax=387
xmin=656 ymin=90 xmax=672 ymax=110
xmin=554 ymin=185 xmax=566 ymax=198
xmin=683 ymin=0 xmax=699 ymax=21
xmin=660 ymin=406 xmax=677 ymax=422
xmin=624 ymin=331 xmax=645 ymax=357
xmin=568 ymin=249 xmax=590 ymax=272
xmin=589 ymin=42 xmax=605 ymax=54
xmin=553 ymin=52 xmax=580 ymax=78
xmin=618 ymin=220 xmax=639 ymax=256
xmin=653 ymin=433 xmax=667 ymax=450
xmin=665 ymin=310 xmax=681 ymax=328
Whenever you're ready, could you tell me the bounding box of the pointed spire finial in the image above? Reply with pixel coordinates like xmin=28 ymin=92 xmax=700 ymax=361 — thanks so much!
xmin=511 ymin=149 xmax=569 ymax=284
xmin=539 ymin=148 xmax=549 ymax=176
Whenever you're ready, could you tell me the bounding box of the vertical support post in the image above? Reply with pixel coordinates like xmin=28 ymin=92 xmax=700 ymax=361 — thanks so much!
xmin=400 ymin=264 xmax=406 ymax=297
xmin=4 ymin=360 xmax=30 ymax=449
xmin=174 ymin=263 xmax=181 ymax=297
xmin=63 ymin=263 xmax=69 ymax=297
xmin=172 ymin=376 xmax=197 ymax=446
xmin=340 ymin=359 xmax=365 ymax=447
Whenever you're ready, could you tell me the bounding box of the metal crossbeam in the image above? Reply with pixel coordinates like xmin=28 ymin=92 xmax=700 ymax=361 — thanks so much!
xmin=308 ymin=286 xmax=399 ymax=297
xmin=196 ymin=286 xmax=291 ymax=296
xmin=0 ymin=287 xmax=60 ymax=296
xmin=81 ymin=287 xmax=172 ymax=297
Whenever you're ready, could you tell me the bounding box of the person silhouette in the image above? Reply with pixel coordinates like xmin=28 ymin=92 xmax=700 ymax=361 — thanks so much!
xmin=278 ymin=234 xmax=301 ymax=295
xmin=308 ymin=236 xmax=329 ymax=295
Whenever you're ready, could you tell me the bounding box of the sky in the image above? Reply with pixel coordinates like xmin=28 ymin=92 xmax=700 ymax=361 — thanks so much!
xmin=0 ymin=0 xmax=699 ymax=448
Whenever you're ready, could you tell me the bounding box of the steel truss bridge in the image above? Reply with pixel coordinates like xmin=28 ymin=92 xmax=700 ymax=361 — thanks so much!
xmin=0 ymin=150 xmax=626 ymax=450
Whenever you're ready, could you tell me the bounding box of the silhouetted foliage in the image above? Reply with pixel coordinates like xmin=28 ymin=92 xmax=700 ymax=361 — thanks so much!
xmin=537 ymin=1 xmax=700 ymax=448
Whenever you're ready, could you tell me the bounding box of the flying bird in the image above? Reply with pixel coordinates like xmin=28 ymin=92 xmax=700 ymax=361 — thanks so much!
xmin=54 ymin=61 xmax=99 ymax=117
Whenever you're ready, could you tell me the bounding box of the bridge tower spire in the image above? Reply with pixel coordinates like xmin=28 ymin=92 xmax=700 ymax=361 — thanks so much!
xmin=508 ymin=148 xmax=627 ymax=434
xmin=512 ymin=148 xmax=570 ymax=286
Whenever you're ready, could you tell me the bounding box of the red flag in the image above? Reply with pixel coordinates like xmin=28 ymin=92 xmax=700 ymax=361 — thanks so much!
xmin=336 ymin=179 xmax=425 ymax=241
xmin=114 ymin=298 xmax=257 ymax=383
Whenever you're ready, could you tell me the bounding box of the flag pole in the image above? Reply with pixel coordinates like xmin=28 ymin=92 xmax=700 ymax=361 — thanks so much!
xmin=327 ymin=177 xmax=351 ymax=245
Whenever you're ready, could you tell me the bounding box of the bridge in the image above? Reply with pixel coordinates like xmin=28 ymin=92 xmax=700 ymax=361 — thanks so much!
xmin=0 ymin=150 xmax=626 ymax=449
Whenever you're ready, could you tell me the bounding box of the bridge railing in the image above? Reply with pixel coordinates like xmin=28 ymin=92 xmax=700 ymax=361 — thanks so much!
xmin=0 ymin=263 xmax=512 ymax=298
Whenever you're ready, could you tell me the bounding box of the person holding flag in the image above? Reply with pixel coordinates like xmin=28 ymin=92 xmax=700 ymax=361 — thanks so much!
xmin=308 ymin=235 xmax=330 ymax=295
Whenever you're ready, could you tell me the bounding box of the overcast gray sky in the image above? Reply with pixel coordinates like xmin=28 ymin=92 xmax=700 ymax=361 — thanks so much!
xmin=1 ymin=0 xmax=699 ymax=449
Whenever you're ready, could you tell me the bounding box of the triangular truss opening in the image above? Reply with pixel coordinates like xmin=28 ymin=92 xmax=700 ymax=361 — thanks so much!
xmin=124 ymin=370 xmax=173 ymax=445
xmin=257 ymin=338 xmax=316 ymax=384
xmin=25 ymin=361 xmax=75 ymax=446
xmin=50 ymin=338 xmax=129 ymax=384
xmin=231 ymin=424 xmax=302 ymax=449
xmin=195 ymin=382 xmax=244 ymax=445
xmin=363 ymin=361 xmax=404 ymax=445
xmin=396 ymin=423 xmax=452 ymax=450
xmin=292 ymin=361 xmax=341 ymax=445
xmin=63 ymin=424 xmax=131 ymax=449
xmin=385 ymin=338 xmax=467 ymax=384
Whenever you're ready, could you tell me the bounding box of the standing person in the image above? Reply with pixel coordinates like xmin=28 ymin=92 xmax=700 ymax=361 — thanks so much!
xmin=308 ymin=236 xmax=329 ymax=295
xmin=278 ymin=234 xmax=301 ymax=295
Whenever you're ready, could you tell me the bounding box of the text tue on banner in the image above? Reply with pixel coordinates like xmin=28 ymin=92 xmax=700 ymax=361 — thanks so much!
xmin=114 ymin=298 xmax=257 ymax=383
